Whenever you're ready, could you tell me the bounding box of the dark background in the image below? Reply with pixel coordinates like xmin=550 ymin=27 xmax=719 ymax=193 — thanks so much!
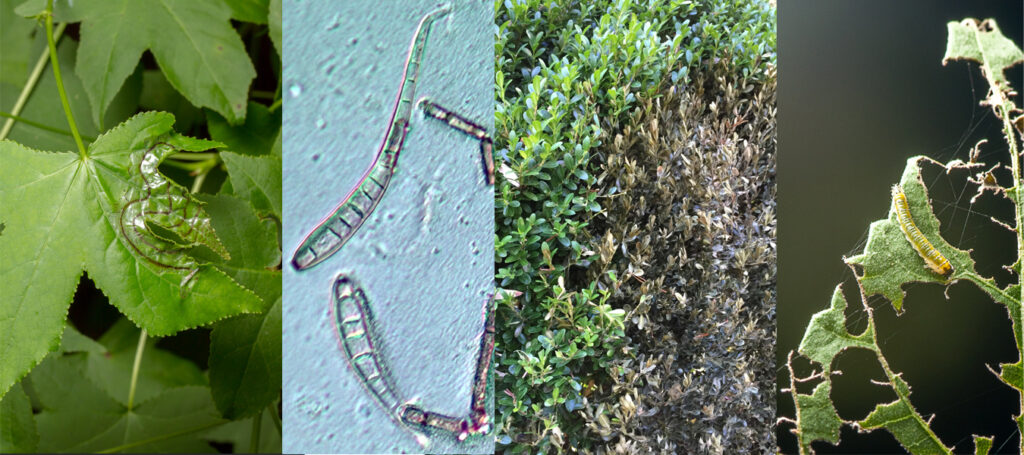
xmin=777 ymin=1 xmax=1023 ymax=453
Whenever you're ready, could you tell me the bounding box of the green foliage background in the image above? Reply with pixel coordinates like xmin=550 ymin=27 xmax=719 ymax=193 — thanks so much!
xmin=0 ymin=0 xmax=283 ymax=452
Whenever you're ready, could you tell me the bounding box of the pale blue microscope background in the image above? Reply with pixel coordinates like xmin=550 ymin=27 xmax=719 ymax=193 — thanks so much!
xmin=282 ymin=1 xmax=494 ymax=453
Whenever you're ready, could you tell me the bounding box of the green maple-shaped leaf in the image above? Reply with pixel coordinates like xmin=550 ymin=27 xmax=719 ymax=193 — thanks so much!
xmin=137 ymin=69 xmax=204 ymax=134
xmin=1 ymin=38 xmax=141 ymax=150
xmin=1 ymin=0 xmax=38 ymax=87
xmin=220 ymin=151 xmax=282 ymax=221
xmin=798 ymin=285 xmax=875 ymax=373
xmin=0 ymin=111 xmax=262 ymax=400
xmin=29 ymin=346 xmax=224 ymax=452
xmin=943 ymin=18 xmax=1024 ymax=89
xmin=209 ymin=297 xmax=281 ymax=419
xmin=0 ymin=382 xmax=37 ymax=453
xmin=223 ymin=0 xmax=269 ymax=24
xmin=208 ymin=102 xmax=281 ymax=157
xmin=198 ymin=193 xmax=281 ymax=419
xmin=203 ymin=411 xmax=281 ymax=453
xmin=846 ymin=157 xmax=977 ymax=313
xmin=195 ymin=193 xmax=281 ymax=306
xmin=79 ymin=320 xmax=208 ymax=407
xmin=16 ymin=0 xmax=256 ymax=125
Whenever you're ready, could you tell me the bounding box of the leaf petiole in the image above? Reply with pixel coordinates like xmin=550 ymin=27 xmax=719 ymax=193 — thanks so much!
xmin=44 ymin=0 xmax=86 ymax=157
xmin=189 ymin=157 xmax=221 ymax=193
xmin=250 ymin=409 xmax=263 ymax=453
xmin=0 ymin=110 xmax=95 ymax=142
xmin=127 ymin=329 xmax=147 ymax=410
xmin=170 ymin=152 xmax=218 ymax=161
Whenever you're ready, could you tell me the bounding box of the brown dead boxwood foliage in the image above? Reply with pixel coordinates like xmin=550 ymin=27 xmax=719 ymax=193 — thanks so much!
xmin=586 ymin=68 xmax=777 ymax=454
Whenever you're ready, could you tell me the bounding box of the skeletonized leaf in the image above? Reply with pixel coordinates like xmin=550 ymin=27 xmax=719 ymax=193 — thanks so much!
xmin=857 ymin=375 xmax=950 ymax=454
xmin=943 ymin=19 xmax=1024 ymax=88
xmin=846 ymin=157 xmax=975 ymax=312
xmin=797 ymin=285 xmax=874 ymax=372
xmin=793 ymin=381 xmax=841 ymax=451
xmin=974 ymin=435 xmax=993 ymax=455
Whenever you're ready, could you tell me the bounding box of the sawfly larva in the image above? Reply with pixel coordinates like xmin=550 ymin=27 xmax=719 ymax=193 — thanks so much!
xmin=891 ymin=184 xmax=953 ymax=277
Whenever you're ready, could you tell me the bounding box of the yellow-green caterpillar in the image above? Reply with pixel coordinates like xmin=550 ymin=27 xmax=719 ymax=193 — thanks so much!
xmin=891 ymin=184 xmax=953 ymax=277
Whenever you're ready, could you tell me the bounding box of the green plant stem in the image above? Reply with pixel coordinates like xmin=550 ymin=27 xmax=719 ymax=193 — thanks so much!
xmin=127 ymin=329 xmax=147 ymax=411
xmin=249 ymin=409 xmax=263 ymax=453
xmin=970 ymin=22 xmax=1024 ymax=448
xmin=44 ymin=0 xmax=86 ymax=157
xmin=191 ymin=167 xmax=210 ymax=193
xmin=251 ymin=90 xmax=276 ymax=100
xmin=987 ymin=50 xmax=1024 ymax=455
xmin=0 ymin=22 xmax=66 ymax=140
xmin=267 ymin=98 xmax=282 ymax=113
xmin=163 ymin=159 xmax=213 ymax=172
xmin=1001 ymin=97 xmax=1024 ymax=455
xmin=170 ymin=152 xmax=217 ymax=161
xmin=963 ymin=272 xmax=1018 ymax=307
xmin=0 ymin=110 xmax=95 ymax=141
xmin=268 ymin=403 xmax=281 ymax=433
xmin=97 ymin=421 xmax=225 ymax=453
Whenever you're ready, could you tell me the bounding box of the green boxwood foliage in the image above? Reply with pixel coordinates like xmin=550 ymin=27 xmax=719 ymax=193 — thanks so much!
xmin=494 ymin=0 xmax=775 ymax=451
